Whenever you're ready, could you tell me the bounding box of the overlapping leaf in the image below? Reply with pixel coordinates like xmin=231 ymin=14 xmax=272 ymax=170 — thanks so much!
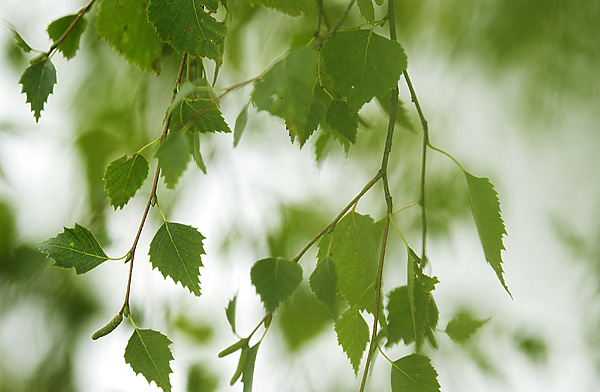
xmin=250 ymin=257 xmax=303 ymax=312
xmin=39 ymin=224 xmax=109 ymax=274
xmin=317 ymin=212 xmax=379 ymax=313
xmin=406 ymin=249 xmax=439 ymax=348
xmin=334 ymin=307 xmax=369 ymax=375
xmin=322 ymin=29 xmax=407 ymax=109
xmin=241 ymin=343 xmax=260 ymax=392
xmin=464 ymin=172 xmax=510 ymax=296
xmin=97 ymin=0 xmax=163 ymax=73
xmin=251 ymin=47 xmax=324 ymax=145
xmin=47 ymin=14 xmax=87 ymax=60
xmin=325 ymin=100 xmax=358 ymax=143
xmin=169 ymin=99 xmax=231 ymax=133
xmin=147 ymin=0 xmax=228 ymax=61
xmin=19 ymin=56 xmax=57 ymax=122
xmin=148 ymin=222 xmax=206 ymax=296
xmin=103 ymin=154 xmax=149 ymax=209
xmin=125 ymin=328 xmax=174 ymax=392
xmin=155 ymin=131 xmax=191 ymax=188
xmin=309 ymin=256 xmax=338 ymax=316
xmin=391 ymin=354 xmax=440 ymax=392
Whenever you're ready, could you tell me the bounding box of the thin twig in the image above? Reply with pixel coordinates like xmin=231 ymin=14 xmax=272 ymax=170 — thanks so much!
xmin=292 ymin=172 xmax=382 ymax=263
xmin=46 ymin=0 xmax=96 ymax=57
xmin=359 ymin=0 xmax=399 ymax=389
xmin=120 ymin=53 xmax=188 ymax=314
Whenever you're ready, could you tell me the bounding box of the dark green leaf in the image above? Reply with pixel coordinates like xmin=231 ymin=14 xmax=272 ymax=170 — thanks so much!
xmin=233 ymin=103 xmax=249 ymax=147
xmin=407 ymin=249 xmax=439 ymax=349
xmin=309 ymin=256 xmax=338 ymax=316
xmin=39 ymin=223 xmax=109 ymax=274
xmin=242 ymin=343 xmax=260 ymax=392
xmin=148 ymin=222 xmax=206 ymax=296
xmin=322 ymin=29 xmax=407 ymax=109
xmin=464 ymin=172 xmax=510 ymax=296
xmin=147 ymin=0 xmax=228 ymax=61
xmin=334 ymin=307 xmax=369 ymax=375
xmin=317 ymin=212 xmax=379 ymax=313
xmin=97 ymin=0 xmax=163 ymax=73
xmin=391 ymin=354 xmax=440 ymax=392
xmin=103 ymin=154 xmax=149 ymax=209
xmin=156 ymin=131 xmax=191 ymax=188
xmin=170 ymin=99 xmax=231 ymax=133
xmin=47 ymin=14 xmax=87 ymax=60
xmin=445 ymin=311 xmax=490 ymax=344
xmin=225 ymin=295 xmax=237 ymax=333
xmin=248 ymin=0 xmax=312 ymax=16
xmin=125 ymin=329 xmax=174 ymax=392
xmin=251 ymin=47 xmax=322 ymax=145
xmin=325 ymin=100 xmax=358 ymax=143
xmin=19 ymin=56 xmax=56 ymax=122
xmin=357 ymin=0 xmax=375 ymax=23
xmin=250 ymin=257 xmax=303 ymax=312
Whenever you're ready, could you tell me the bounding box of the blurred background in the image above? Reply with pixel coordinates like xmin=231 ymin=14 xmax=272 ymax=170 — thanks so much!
xmin=1 ymin=0 xmax=599 ymax=391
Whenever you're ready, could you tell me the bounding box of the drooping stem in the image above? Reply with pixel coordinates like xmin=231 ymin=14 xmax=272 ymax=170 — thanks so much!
xmin=120 ymin=53 xmax=188 ymax=314
xmin=359 ymin=0 xmax=399 ymax=389
xmin=46 ymin=0 xmax=96 ymax=57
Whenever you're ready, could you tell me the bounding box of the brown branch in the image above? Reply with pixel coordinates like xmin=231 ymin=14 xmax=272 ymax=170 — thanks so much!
xmin=120 ymin=53 xmax=188 ymax=314
xmin=46 ymin=0 xmax=96 ymax=57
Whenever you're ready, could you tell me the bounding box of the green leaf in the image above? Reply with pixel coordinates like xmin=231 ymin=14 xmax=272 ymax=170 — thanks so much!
xmin=376 ymin=93 xmax=416 ymax=132
xmin=8 ymin=25 xmax=33 ymax=52
xmin=406 ymin=249 xmax=439 ymax=349
xmin=170 ymin=99 xmax=231 ymax=133
xmin=391 ymin=354 xmax=440 ymax=392
xmin=309 ymin=256 xmax=338 ymax=316
xmin=96 ymin=0 xmax=164 ymax=73
xmin=357 ymin=0 xmax=375 ymax=23
xmin=251 ymin=47 xmax=322 ymax=145
xmin=19 ymin=56 xmax=57 ymax=122
xmin=230 ymin=344 xmax=250 ymax=385
xmin=187 ymin=132 xmax=207 ymax=174
xmin=47 ymin=14 xmax=87 ymax=60
xmin=241 ymin=343 xmax=260 ymax=392
xmin=445 ymin=311 xmax=490 ymax=344
xmin=248 ymin=0 xmax=312 ymax=16
xmin=386 ymin=286 xmax=414 ymax=346
xmin=464 ymin=172 xmax=510 ymax=296
xmin=156 ymin=131 xmax=191 ymax=189
xmin=148 ymin=222 xmax=206 ymax=296
xmin=233 ymin=103 xmax=249 ymax=147
xmin=147 ymin=0 xmax=228 ymax=61
xmin=250 ymin=257 xmax=303 ymax=312
xmin=125 ymin=329 xmax=174 ymax=392
xmin=317 ymin=212 xmax=379 ymax=313
xmin=103 ymin=154 xmax=149 ymax=209
xmin=225 ymin=295 xmax=237 ymax=333
xmin=325 ymin=100 xmax=358 ymax=143
xmin=334 ymin=307 xmax=369 ymax=375
xmin=322 ymin=29 xmax=407 ymax=109
xmin=39 ymin=223 xmax=109 ymax=274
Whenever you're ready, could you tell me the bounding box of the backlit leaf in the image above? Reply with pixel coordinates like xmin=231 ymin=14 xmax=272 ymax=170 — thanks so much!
xmin=325 ymin=100 xmax=358 ymax=143
xmin=309 ymin=256 xmax=338 ymax=316
xmin=156 ymin=131 xmax=191 ymax=189
xmin=317 ymin=212 xmax=379 ymax=313
xmin=251 ymin=47 xmax=321 ymax=145
xmin=445 ymin=310 xmax=490 ymax=344
xmin=391 ymin=354 xmax=440 ymax=392
xmin=170 ymin=99 xmax=231 ymax=133
xmin=19 ymin=56 xmax=56 ymax=122
xmin=334 ymin=307 xmax=369 ymax=375
xmin=97 ymin=0 xmax=163 ymax=73
xmin=464 ymin=172 xmax=510 ymax=296
xmin=125 ymin=329 xmax=174 ymax=392
xmin=147 ymin=0 xmax=228 ymax=61
xmin=250 ymin=257 xmax=303 ymax=312
xmin=47 ymin=14 xmax=87 ymax=60
xmin=39 ymin=223 xmax=109 ymax=274
xmin=103 ymin=154 xmax=149 ymax=209
xmin=148 ymin=222 xmax=206 ymax=296
xmin=322 ymin=29 xmax=407 ymax=109
xmin=407 ymin=249 xmax=439 ymax=349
